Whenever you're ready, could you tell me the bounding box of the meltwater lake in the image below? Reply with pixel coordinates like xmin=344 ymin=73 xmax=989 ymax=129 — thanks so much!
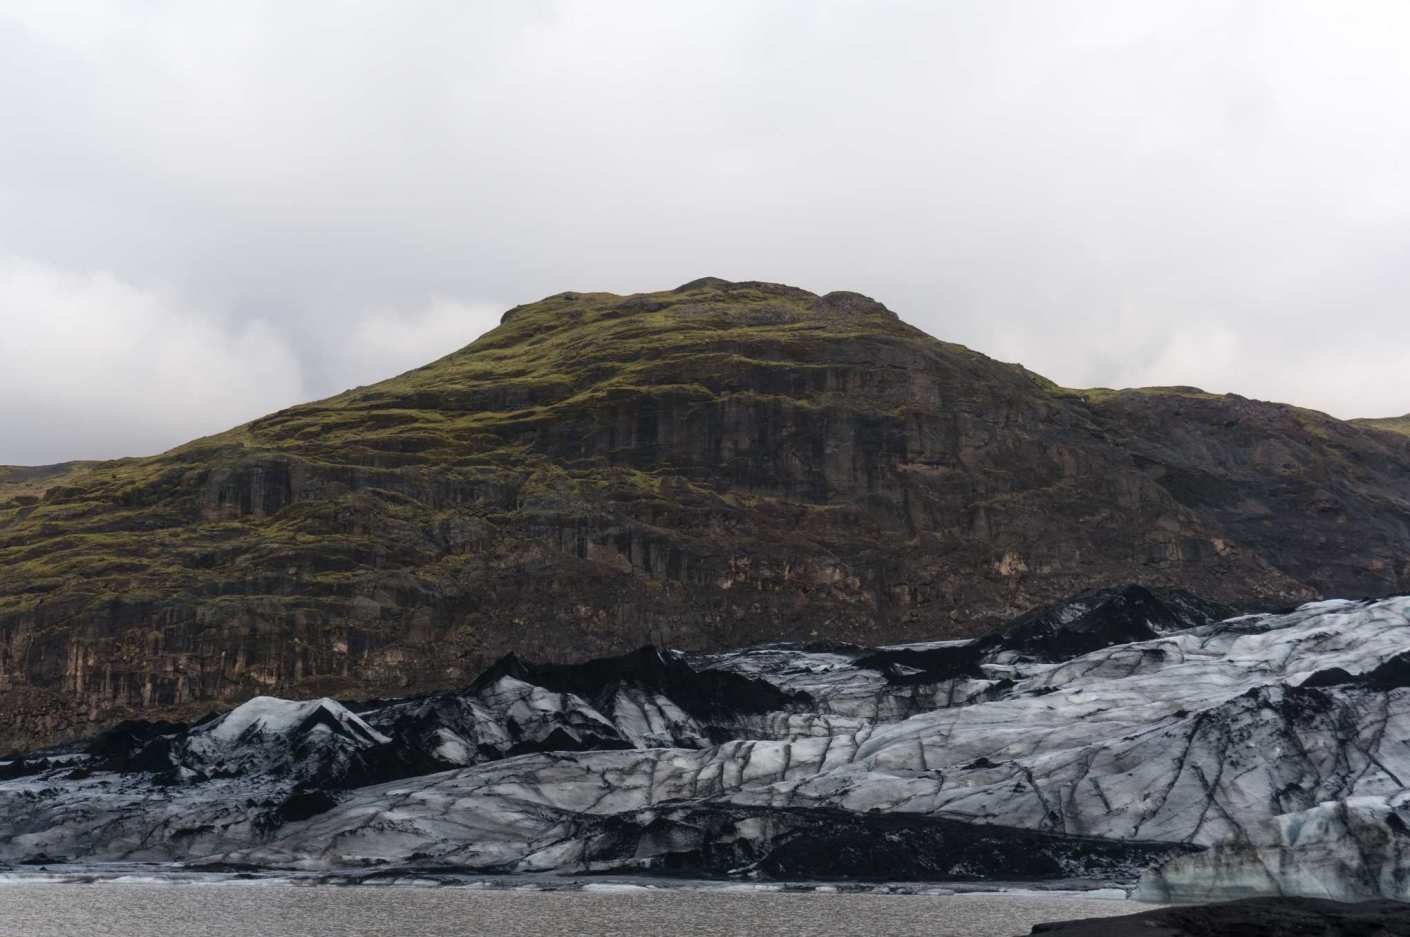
xmin=0 ymin=881 xmax=1150 ymax=937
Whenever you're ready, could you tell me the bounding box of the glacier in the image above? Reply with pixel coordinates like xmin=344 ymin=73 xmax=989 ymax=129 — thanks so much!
xmin=4 ymin=586 xmax=1410 ymax=900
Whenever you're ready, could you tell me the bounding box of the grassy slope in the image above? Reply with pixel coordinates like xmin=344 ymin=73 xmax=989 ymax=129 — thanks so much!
xmin=0 ymin=280 xmax=1384 ymax=616
xmin=0 ymin=462 xmax=102 ymax=501
xmin=1354 ymin=414 xmax=1410 ymax=437
xmin=0 ymin=281 xmax=987 ymax=674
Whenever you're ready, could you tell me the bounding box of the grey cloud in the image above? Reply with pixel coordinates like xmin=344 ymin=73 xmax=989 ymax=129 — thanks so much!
xmin=1 ymin=1 xmax=1408 ymax=463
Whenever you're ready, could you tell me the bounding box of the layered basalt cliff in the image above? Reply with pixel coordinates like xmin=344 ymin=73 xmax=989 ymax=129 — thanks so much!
xmin=2 ymin=278 xmax=1409 ymax=748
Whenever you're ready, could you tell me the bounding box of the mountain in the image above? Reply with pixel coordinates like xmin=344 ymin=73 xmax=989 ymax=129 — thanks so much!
xmin=3 ymin=277 xmax=1409 ymax=750
xmin=6 ymin=591 xmax=1410 ymax=903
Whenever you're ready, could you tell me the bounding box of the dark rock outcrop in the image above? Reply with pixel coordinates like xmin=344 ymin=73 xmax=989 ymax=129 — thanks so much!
xmin=854 ymin=585 xmax=1230 ymax=684
xmin=982 ymin=584 xmax=1231 ymax=661
xmin=581 ymin=805 xmax=1192 ymax=881
xmin=3 ymin=278 xmax=1409 ymax=749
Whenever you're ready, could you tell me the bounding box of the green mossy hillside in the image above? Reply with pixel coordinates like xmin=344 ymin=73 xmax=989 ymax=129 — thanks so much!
xmin=3 ymin=277 xmax=1409 ymax=751
xmin=1354 ymin=414 xmax=1410 ymax=437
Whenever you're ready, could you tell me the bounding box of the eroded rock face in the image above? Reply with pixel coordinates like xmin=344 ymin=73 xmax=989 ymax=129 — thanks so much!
xmin=4 ymin=592 xmax=1410 ymax=896
xmin=3 ymin=278 xmax=1410 ymax=749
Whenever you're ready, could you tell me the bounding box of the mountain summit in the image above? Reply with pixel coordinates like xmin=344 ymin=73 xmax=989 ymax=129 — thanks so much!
xmin=3 ymin=278 xmax=1409 ymax=749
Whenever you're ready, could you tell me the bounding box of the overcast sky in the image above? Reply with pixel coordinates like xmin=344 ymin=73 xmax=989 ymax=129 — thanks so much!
xmin=3 ymin=1 xmax=1409 ymax=464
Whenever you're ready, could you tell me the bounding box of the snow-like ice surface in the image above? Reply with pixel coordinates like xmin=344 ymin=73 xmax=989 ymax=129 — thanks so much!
xmin=4 ymin=595 xmax=1410 ymax=898
xmin=172 ymin=696 xmax=392 ymax=785
xmin=364 ymin=670 xmax=709 ymax=769
xmin=203 ymin=697 xmax=387 ymax=747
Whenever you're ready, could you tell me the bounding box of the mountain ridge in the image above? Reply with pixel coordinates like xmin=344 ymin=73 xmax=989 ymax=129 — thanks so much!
xmin=2 ymin=277 xmax=1409 ymax=750
xmin=1354 ymin=413 xmax=1410 ymax=437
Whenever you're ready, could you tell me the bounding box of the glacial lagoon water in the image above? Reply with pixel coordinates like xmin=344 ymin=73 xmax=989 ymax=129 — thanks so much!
xmin=0 ymin=880 xmax=1153 ymax=937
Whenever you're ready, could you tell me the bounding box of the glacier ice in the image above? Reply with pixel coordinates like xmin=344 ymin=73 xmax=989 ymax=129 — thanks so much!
xmin=3 ymin=587 xmax=1410 ymax=897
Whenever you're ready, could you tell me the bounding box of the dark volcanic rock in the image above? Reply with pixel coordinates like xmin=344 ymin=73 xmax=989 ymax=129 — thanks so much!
xmin=87 ymin=719 xmax=190 ymax=772
xmin=3 ymin=278 xmax=1410 ymax=749
xmin=852 ymin=641 xmax=988 ymax=684
xmin=981 ymin=584 xmax=1231 ymax=662
xmin=581 ymin=805 xmax=1193 ymax=881
xmin=1026 ymin=896 xmax=1410 ymax=936
xmin=475 ymin=646 xmax=804 ymax=722
xmin=1304 ymin=647 xmax=1410 ymax=691
xmin=854 ymin=584 xmax=1227 ymax=684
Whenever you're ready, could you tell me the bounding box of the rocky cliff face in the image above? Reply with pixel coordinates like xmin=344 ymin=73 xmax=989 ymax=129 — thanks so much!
xmin=2 ymin=278 xmax=1409 ymax=749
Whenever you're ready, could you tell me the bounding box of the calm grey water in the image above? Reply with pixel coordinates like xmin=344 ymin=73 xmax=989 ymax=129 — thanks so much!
xmin=0 ymin=883 xmax=1148 ymax=937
